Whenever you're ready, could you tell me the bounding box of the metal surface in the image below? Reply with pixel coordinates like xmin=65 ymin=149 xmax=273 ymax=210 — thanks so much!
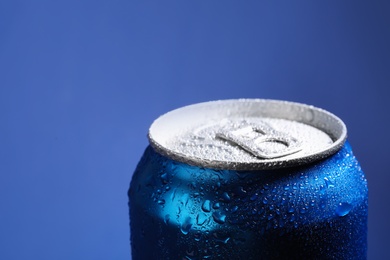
xmin=216 ymin=120 xmax=302 ymax=159
xmin=149 ymin=99 xmax=347 ymax=170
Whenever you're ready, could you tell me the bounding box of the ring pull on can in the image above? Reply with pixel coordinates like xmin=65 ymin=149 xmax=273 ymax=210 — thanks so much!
xmin=216 ymin=120 xmax=302 ymax=159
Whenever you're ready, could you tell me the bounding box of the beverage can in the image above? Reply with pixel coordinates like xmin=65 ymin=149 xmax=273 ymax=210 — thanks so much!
xmin=129 ymin=99 xmax=368 ymax=259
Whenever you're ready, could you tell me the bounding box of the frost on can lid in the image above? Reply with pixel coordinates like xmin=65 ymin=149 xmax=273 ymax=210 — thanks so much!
xmin=148 ymin=99 xmax=347 ymax=170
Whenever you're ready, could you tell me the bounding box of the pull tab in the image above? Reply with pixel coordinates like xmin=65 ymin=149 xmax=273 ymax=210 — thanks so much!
xmin=216 ymin=120 xmax=302 ymax=159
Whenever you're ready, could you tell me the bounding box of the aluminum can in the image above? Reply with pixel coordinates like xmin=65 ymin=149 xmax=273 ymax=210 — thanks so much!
xmin=128 ymin=99 xmax=368 ymax=260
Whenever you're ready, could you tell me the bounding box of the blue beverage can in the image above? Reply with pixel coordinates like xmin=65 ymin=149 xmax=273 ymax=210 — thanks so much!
xmin=128 ymin=99 xmax=368 ymax=259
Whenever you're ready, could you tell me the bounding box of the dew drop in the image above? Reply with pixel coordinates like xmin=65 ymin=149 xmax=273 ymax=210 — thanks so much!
xmin=324 ymin=177 xmax=335 ymax=188
xmin=220 ymin=192 xmax=231 ymax=202
xmin=236 ymin=186 xmax=247 ymax=197
xmin=212 ymin=211 xmax=226 ymax=224
xmin=196 ymin=212 xmax=208 ymax=225
xmin=319 ymin=185 xmax=326 ymax=195
xmin=170 ymin=188 xmax=177 ymax=201
xmin=185 ymin=251 xmax=195 ymax=260
xmin=230 ymin=205 xmax=239 ymax=213
xmin=213 ymin=202 xmax=220 ymax=209
xmin=160 ymin=172 xmax=169 ymax=184
xmin=194 ymin=232 xmax=201 ymax=241
xmin=250 ymin=193 xmax=258 ymax=201
xmin=164 ymin=214 xmax=170 ymax=225
xmin=213 ymin=232 xmax=230 ymax=244
xmin=202 ymin=200 xmax=211 ymax=212
xmin=336 ymin=202 xmax=353 ymax=217
xmin=181 ymin=217 xmax=193 ymax=235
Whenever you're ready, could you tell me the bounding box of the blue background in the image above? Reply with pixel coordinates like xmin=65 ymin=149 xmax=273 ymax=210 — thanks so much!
xmin=0 ymin=1 xmax=389 ymax=259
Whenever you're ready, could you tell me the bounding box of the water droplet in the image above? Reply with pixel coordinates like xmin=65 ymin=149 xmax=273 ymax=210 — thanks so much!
xmin=324 ymin=177 xmax=335 ymax=188
xmin=235 ymin=186 xmax=247 ymax=197
xmin=230 ymin=205 xmax=239 ymax=213
xmin=181 ymin=217 xmax=193 ymax=235
xmin=319 ymin=185 xmax=326 ymax=195
xmin=164 ymin=214 xmax=170 ymax=225
xmin=212 ymin=211 xmax=226 ymax=224
xmin=262 ymin=197 xmax=268 ymax=205
xmin=220 ymin=192 xmax=231 ymax=202
xmin=288 ymin=207 xmax=295 ymax=213
xmin=213 ymin=232 xmax=230 ymax=244
xmin=202 ymin=200 xmax=211 ymax=212
xmin=250 ymin=193 xmax=258 ymax=201
xmin=171 ymin=188 xmax=177 ymax=201
xmin=213 ymin=202 xmax=220 ymax=209
xmin=185 ymin=251 xmax=195 ymax=260
xmin=181 ymin=193 xmax=190 ymax=206
xmin=196 ymin=212 xmax=208 ymax=225
xmin=157 ymin=199 xmax=165 ymax=205
xmin=160 ymin=172 xmax=169 ymax=184
xmin=336 ymin=202 xmax=353 ymax=217
xmin=194 ymin=232 xmax=201 ymax=241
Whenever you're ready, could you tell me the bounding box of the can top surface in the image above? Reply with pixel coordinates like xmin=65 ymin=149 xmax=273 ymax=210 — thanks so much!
xmin=148 ymin=99 xmax=347 ymax=170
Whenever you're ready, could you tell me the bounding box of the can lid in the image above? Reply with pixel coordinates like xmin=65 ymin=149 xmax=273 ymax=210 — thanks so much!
xmin=149 ymin=99 xmax=347 ymax=170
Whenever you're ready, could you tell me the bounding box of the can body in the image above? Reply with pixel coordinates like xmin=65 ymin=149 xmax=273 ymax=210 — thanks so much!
xmin=129 ymin=141 xmax=367 ymax=259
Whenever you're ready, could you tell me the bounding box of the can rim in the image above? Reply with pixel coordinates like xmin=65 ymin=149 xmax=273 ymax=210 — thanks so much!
xmin=148 ymin=99 xmax=347 ymax=170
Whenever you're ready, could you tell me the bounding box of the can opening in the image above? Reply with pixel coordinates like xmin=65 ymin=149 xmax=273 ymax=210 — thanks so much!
xmin=149 ymin=99 xmax=347 ymax=170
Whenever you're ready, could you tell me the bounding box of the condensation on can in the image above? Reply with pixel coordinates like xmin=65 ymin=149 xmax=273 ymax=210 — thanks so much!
xmin=129 ymin=99 xmax=367 ymax=260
